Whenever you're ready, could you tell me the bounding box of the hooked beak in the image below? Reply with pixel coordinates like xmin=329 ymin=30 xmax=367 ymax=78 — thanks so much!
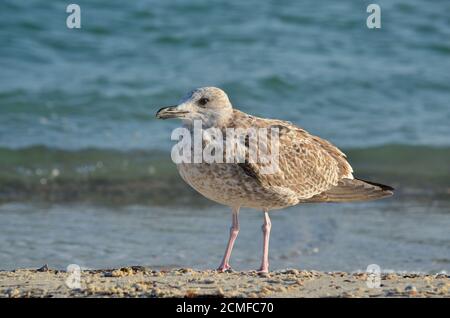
xmin=155 ymin=105 xmax=189 ymax=119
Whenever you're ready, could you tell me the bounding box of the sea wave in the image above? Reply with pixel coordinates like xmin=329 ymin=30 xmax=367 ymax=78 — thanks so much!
xmin=0 ymin=145 xmax=448 ymax=205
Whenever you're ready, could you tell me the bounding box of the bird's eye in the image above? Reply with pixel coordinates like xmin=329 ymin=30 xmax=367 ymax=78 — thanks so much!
xmin=198 ymin=98 xmax=209 ymax=106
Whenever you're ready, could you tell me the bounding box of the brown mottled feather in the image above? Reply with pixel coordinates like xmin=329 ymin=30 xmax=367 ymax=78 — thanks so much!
xmin=177 ymin=108 xmax=392 ymax=210
xmin=227 ymin=110 xmax=354 ymax=200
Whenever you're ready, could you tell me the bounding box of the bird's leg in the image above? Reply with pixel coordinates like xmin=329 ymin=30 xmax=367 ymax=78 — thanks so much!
xmin=258 ymin=210 xmax=272 ymax=273
xmin=217 ymin=207 xmax=240 ymax=272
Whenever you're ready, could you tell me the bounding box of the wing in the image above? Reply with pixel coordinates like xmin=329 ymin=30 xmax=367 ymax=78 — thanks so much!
xmin=230 ymin=110 xmax=353 ymax=200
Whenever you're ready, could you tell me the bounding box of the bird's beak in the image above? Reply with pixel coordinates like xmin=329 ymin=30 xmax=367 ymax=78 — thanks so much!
xmin=155 ymin=105 xmax=189 ymax=120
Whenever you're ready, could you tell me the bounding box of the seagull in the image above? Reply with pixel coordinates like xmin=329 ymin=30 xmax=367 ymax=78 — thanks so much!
xmin=156 ymin=87 xmax=393 ymax=273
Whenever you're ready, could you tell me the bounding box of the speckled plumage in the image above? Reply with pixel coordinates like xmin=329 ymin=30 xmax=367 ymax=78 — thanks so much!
xmin=176 ymin=108 xmax=358 ymax=210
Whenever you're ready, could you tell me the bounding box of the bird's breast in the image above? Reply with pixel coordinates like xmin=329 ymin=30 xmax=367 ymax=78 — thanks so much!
xmin=176 ymin=163 xmax=299 ymax=209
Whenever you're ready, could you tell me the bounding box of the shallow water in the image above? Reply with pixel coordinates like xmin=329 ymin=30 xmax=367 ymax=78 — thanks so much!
xmin=1 ymin=199 xmax=449 ymax=273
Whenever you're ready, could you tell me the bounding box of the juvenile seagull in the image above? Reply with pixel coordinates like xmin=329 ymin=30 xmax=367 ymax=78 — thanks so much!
xmin=156 ymin=87 xmax=393 ymax=273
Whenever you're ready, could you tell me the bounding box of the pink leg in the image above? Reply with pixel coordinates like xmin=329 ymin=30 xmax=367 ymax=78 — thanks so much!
xmin=258 ymin=210 xmax=272 ymax=273
xmin=217 ymin=207 xmax=240 ymax=272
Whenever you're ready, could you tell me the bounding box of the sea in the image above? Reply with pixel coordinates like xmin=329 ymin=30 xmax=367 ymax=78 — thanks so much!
xmin=0 ymin=0 xmax=449 ymax=272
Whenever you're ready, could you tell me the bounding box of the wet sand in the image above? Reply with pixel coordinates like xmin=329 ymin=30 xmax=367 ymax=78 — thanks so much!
xmin=1 ymin=266 xmax=448 ymax=298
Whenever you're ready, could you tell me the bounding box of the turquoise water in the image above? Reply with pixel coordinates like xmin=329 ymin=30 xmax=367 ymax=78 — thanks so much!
xmin=1 ymin=0 xmax=449 ymax=150
xmin=0 ymin=1 xmax=449 ymax=271
xmin=0 ymin=201 xmax=449 ymax=272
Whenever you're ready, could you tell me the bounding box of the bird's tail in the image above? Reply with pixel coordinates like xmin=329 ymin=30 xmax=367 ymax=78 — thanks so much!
xmin=305 ymin=178 xmax=394 ymax=203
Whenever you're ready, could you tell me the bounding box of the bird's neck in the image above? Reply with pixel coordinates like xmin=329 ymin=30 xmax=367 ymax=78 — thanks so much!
xmin=184 ymin=109 xmax=234 ymax=130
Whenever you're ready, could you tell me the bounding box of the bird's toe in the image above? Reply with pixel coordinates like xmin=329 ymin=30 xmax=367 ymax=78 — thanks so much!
xmin=217 ymin=264 xmax=233 ymax=273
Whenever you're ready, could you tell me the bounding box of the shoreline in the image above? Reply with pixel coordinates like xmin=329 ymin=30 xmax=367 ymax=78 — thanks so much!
xmin=1 ymin=267 xmax=448 ymax=298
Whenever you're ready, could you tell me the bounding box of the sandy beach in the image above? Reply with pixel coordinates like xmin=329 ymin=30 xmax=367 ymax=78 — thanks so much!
xmin=1 ymin=266 xmax=448 ymax=298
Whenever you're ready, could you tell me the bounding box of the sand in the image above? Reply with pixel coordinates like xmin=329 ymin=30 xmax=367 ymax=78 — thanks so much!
xmin=0 ymin=266 xmax=448 ymax=298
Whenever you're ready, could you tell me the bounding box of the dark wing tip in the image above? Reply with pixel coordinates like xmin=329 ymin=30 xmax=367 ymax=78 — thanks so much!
xmin=356 ymin=178 xmax=394 ymax=192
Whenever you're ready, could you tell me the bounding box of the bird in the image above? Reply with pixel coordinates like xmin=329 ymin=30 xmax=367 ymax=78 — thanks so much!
xmin=156 ymin=87 xmax=393 ymax=273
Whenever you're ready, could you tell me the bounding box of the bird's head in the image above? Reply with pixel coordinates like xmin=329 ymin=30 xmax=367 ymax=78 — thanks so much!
xmin=156 ymin=87 xmax=233 ymax=127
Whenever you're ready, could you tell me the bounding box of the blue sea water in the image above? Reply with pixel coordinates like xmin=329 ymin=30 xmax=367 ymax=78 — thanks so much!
xmin=1 ymin=0 xmax=449 ymax=150
xmin=0 ymin=0 xmax=449 ymax=272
